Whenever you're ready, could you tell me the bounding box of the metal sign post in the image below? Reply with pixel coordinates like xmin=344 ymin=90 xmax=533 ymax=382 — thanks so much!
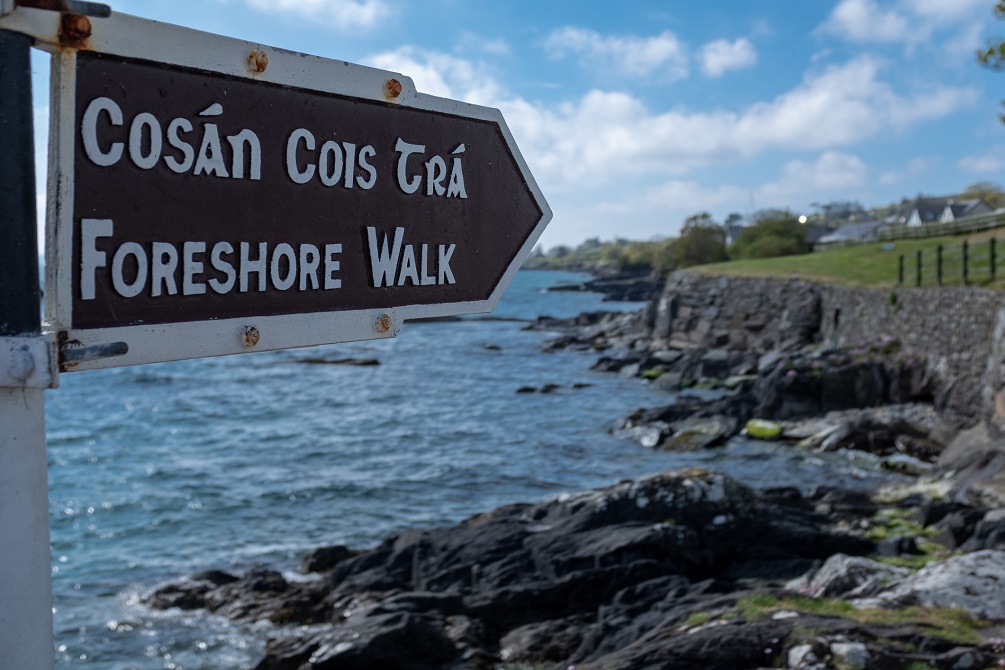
xmin=0 ymin=26 xmax=58 ymax=670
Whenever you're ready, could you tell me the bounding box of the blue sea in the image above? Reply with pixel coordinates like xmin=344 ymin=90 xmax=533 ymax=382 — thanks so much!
xmin=46 ymin=270 xmax=899 ymax=669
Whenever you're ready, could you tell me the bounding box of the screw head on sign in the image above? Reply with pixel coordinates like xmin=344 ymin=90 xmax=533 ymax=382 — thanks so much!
xmin=384 ymin=78 xmax=402 ymax=100
xmin=248 ymin=49 xmax=269 ymax=73
xmin=375 ymin=314 xmax=392 ymax=333
xmin=244 ymin=326 xmax=261 ymax=347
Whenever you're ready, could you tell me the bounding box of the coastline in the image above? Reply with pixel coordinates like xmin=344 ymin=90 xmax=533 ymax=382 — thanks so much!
xmin=144 ymin=269 xmax=1005 ymax=670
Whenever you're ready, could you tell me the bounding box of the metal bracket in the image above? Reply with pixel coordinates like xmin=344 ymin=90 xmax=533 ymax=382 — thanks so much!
xmin=7 ymin=0 xmax=111 ymax=17
xmin=0 ymin=334 xmax=58 ymax=389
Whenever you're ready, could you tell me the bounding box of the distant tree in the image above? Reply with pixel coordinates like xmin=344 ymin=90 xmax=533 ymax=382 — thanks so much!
xmin=730 ymin=211 xmax=811 ymax=260
xmin=549 ymin=244 xmax=571 ymax=258
xmin=671 ymin=212 xmax=727 ymax=267
xmin=964 ymin=181 xmax=1005 ymax=208
xmin=978 ymin=1 xmax=1005 ymax=122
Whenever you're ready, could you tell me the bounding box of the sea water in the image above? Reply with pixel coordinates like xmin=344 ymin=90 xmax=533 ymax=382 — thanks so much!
xmin=46 ymin=270 xmax=899 ymax=669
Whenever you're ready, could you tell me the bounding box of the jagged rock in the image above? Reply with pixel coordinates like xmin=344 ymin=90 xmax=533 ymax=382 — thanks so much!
xmin=146 ymin=471 xmax=876 ymax=670
xmin=785 ymin=554 xmax=910 ymax=599
xmin=854 ymin=550 xmax=1005 ymax=621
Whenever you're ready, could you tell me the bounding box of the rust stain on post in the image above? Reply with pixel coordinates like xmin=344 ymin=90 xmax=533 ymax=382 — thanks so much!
xmin=243 ymin=326 xmax=260 ymax=347
xmin=248 ymin=49 xmax=268 ymax=74
xmin=59 ymin=13 xmax=91 ymax=47
xmin=384 ymin=78 xmax=402 ymax=100
xmin=375 ymin=314 xmax=392 ymax=333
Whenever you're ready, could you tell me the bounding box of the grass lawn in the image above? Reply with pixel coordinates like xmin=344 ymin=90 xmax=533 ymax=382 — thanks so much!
xmin=693 ymin=232 xmax=1005 ymax=289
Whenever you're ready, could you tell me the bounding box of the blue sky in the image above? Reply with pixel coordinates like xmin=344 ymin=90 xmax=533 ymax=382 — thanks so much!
xmin=27 ymin=0 xmax=1005 ymax=249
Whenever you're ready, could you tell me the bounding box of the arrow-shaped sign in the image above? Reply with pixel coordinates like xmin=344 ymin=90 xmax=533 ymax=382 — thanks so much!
xmin=30 ymin=10 xmax=551 ymax=370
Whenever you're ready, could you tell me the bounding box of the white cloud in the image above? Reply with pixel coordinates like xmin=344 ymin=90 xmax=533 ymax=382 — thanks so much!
xmin=761 ymin=152 xmax=868 ymax=200
xmin=366 ymin=48 xmax=976 ymax=195
xmin=543 ymin=27 xmax=688 ymax=81
xmin=699 ymin=38 xmax=758 ymax=77
xmin=362 ymin=46 xmax=979 ymax=246
xmin=244 ymin=0 xmax=389 ymax=30
xmin=457 ymin=32 xmax=510 ymax=56
xmin=821 ymin=0 xmax=910 ymax=43
xmin=363 ymin=47 xmax=505 ymax=106
xmin=819 ymin=0 xmax=988 ymax=49
xmin=879 ymin=156 xmax=938 ymax=184
xmin=959 ymin=149 xmax=1005 ymax=173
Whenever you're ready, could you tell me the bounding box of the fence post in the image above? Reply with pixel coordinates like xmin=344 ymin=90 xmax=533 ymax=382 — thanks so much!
xmin=898 ymin=255 xmax=904 ymax=285
xmin=916 ymin=250 xmax=922 ymax=287
xmin=962 ymin=240 xmax=969 ymax=286
xmin=936 ymin=245 xmax=943 ymax=286
xmin=992 ymin=238 xmax=997 ymax=283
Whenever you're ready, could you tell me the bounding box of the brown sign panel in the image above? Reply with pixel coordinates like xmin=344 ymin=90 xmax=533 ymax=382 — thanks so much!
xmin=71 ymin=51 xmax=544 ymax=330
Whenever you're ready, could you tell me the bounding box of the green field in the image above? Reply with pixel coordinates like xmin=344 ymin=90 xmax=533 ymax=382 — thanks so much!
xmin=694 ymin=232 xmax=1005 ymax=289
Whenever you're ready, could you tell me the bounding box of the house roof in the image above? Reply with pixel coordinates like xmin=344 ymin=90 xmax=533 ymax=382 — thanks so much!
xmin=945 ymin=199 xmax=990 ymax=220
xmin=817 ymin=219 xmax=884 ymax=244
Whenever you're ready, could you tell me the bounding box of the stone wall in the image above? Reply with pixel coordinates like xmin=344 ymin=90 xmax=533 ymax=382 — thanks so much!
xmin=651 ymin=272 xmax=1005 ymax=428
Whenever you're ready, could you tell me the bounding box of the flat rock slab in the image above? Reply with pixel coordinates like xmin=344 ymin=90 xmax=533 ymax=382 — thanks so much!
xmin=855 ymin=549 xmax=1005 ymax=621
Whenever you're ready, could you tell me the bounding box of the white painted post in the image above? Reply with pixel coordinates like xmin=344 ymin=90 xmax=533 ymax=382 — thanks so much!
xmin=0 ymin=27 xmax=55 ymax=669
xmin=0 ymin=386 xmax=53 ymax=669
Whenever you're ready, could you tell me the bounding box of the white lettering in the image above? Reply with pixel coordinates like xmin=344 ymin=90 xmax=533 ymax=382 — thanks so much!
xmin=226 ymin=129 xmax=262 ymax=181
xmin=209 ymin=242 xmax=236 ymax=294
xmin=299 ymin=244 xmax=321 ymax=290
xmin=270 ymin=243 xmax=296 ymax=291
xmin=324 ymin=243 xmax=342 ymax=290
xmin=182 ymin=241 xmax=207 ymax=296
xmin=438 ymin=244 xmax=456 ymax=284
xmin=286 ymin=128 xmax=316 ymax=184
xmin=111 ymin=242 xmax=147 ymax=298
xmin=366 ymin=226 xmax=404 ymax=288
xmin=425 ymin=156 xmax=447 ymax=196
xmin=81 ymin=97 xmax=124 ymax=167
xmin=318 ymin=140 xmax=343 ymax=187
xmin=128 ymin=112 xmax=162 ymax=170
xmin=164 ymin=118 xmax=195 ymax=173
xmin=151 ymin=242 xmax=179 ymax=297
xmin=420 ymin=244 xmax=436 ymax=286
xmin=394 ymin=138 xmax=424 ymax=194
xmin=357 ymin=145 xmax=377 ymax=190
xmin=81 ymin=218 xmax=113 ymax=300
xmin=193 ymin=123 xmax=229 ymax=178
xmin=240 ymin=242 xmax=267 ymax=292
xmin=342 ymin=142 xmax=356 ymax=189
xmin=397 ymin=245 xmax=419 ymax=286
xmin=447 ymin=157 xmax=467 ymax=198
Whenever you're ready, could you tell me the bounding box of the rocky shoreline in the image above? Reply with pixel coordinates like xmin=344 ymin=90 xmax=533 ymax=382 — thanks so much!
xmin=145 ymin=271 xmax=1005 ymax=670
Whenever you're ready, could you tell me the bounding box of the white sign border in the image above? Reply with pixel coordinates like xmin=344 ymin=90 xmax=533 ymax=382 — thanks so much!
xmin=0 ymin=7 xmax=552 ymax=371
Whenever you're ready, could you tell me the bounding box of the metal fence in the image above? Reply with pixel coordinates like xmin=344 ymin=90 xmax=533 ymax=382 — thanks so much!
xmin=897 ymin=238 xmax=1002 ymax=287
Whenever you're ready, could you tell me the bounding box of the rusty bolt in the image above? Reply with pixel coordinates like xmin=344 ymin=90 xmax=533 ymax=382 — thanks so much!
xmin=244 ymin=326 xmax=261 ymax=347
xmin=248 ymin=49 xmax=268 ymax=74
xmin=384 ymin=78 xmax=402 ymax=100
xmin=61 ymin=13 xmax=91 ymax=42
xmin=375 ymin=314 xmax=392 ymax=333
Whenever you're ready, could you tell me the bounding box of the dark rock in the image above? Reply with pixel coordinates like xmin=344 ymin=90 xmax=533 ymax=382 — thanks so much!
xmin=961 ymin=509 xmax=1005 ymax=551
xmin=147 ymin=471 xmax=878 ymax=670
xmin=297 ymin=357 xmax=380 ymax=366
xmin=302 ymin=545 xmax=359 ymax=574
xmin=874 ymin=535 xmax=923 ymax=557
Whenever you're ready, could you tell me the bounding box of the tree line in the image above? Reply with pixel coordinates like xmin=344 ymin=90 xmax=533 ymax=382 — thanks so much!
xmin=527 ymin=210 xmax=811 ymax=275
